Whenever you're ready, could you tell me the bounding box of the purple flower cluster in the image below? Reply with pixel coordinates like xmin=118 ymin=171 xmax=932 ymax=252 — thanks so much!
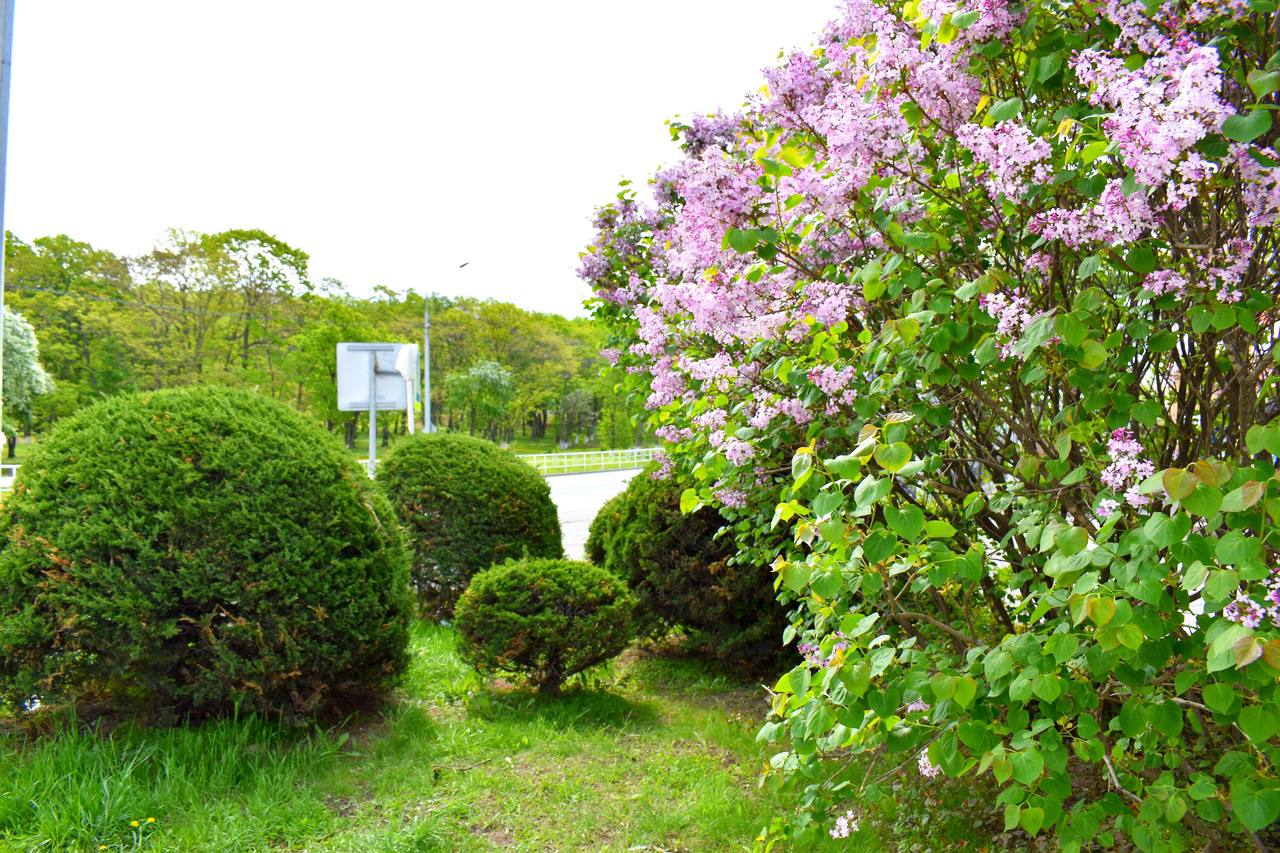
xmin=1234 ymin=145 xmax=1280 ymax=227
xmin=1073 ymin=38 xmax=1229 ymax=196
xmin=798 ymin=639 xmax=849 ymax=667
xmin=956 ymin=121 xmax=1051 ymax=200
xmin=829 ymin=809 xmax=859 ymax=839
xmin=1032 ymin=179 xmax=1157 ymax=247
xmin=1100 ymin=428 xmax=1154 ymax=510
xmin=676 ymin=112 xmax=743 ymax=157
xmin=713 ymin=487 xmax=748 ymax=509
xmin=809 ymin=365 xmax=857 ymax=396
xmin=1223 ymin=569 xmax=1280 ymax=629
xmin=978 ymin=289 xmax=1036 ymax=358
xmin=918 ymin=750 xmax=943 ymax=778
xmin=1142 ymin=238 xmax=1254 ymax=303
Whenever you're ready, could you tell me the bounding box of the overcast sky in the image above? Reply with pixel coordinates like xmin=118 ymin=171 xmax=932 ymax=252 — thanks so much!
xmin=6 ymin=1 xmax=836 ymax=317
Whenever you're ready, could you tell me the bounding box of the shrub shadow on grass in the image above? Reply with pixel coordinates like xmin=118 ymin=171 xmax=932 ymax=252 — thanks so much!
xmin=466 ymin=685 xmax=661 ymax=731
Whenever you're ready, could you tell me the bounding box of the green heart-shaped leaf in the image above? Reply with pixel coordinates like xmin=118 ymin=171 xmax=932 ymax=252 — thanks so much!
xmin=874 ymin=442 xmax=912 ymax=473
xmin=1223 ymin=109 xmax=1273 ymax=143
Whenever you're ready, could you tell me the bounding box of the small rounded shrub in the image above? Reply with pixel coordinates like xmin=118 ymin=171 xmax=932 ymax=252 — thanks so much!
xmin=376 ymin=432 xmax=562 ymax=616
xmin=0 ymin=386 xmax=413 ymax=722
xmin=584 ymin=491 xmax=624 ymax=567
xmin=590 ymin=464 xmax=785 ymax=668
xmin=454 ymin=558 xmax=635 ymax=693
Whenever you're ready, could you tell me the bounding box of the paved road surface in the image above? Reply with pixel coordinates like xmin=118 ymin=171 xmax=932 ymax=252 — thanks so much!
xmin=548 ymin=468 xmax=641 ymax=560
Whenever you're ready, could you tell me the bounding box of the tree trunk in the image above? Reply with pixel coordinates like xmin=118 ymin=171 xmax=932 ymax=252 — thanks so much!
xmin=345 ymin=416 xmax=358 ymax=449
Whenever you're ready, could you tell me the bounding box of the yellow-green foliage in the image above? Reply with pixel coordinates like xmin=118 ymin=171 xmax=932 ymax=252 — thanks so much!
xmin=0 ymin=386 xmax=413 ymax=722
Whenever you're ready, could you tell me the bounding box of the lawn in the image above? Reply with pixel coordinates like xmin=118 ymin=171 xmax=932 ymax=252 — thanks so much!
xmin=0 ymin=625 xmax=999 ymax=851
xmin=2 ymin=626 xmax=787 ymax=851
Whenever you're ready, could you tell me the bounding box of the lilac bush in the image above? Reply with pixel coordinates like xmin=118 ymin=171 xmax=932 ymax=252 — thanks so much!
xmin=581 ymin=0 xmax=1280 ymax=847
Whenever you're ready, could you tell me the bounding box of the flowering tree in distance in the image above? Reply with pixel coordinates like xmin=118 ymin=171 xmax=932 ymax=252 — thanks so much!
xmin=581 ymin=0 xmax=1280 ymax=848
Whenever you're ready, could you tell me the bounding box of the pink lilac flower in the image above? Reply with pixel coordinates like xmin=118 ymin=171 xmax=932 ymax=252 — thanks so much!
xmin=1097 ymin=498 xmax=1121 ymax=518
xmin=693 ymin=409 xmax=728 ymax=430
xmin=713 ymin=487 xmax=748 ymax=509
xmin=1144 ymin=270 xmax=1188 ymax=296
xmin=748 ymin=401 xmax=779 ymax=430
xmin=1233 ymin=144 xmax=1280 ymax=227
xmin=978 ymin=289 xmax=1036 ymax=359
xmin=803 ymin=281 xmax=855 ymax=327
xmin=645 ymin=356 xmax=686 ymax=409
xmin=906 ymin=699 xmax=931 ymax=713
xmin=918 ymin=751 xmax=943 ymax=778
xmin=810 ymin=365 xmax=857 ymax=396
xmin=1101 ymin=428 xmax=1155 ymax=510
xmin=799 ymin=640 xmax=850 ymax=667
xmin=723 ymin=437 xmax=757 ymax=466
xmin=955 ymin=121 xmax=1051 ymax=200
xmin=1223 ymin=568 xmax=1280 ymax=628
xmin=1102 ymin=0 xmax=1249 ymax=53
xmin=655 ymin=425 xmax=693 ymax=443
xmin=1073 ymin=38 xmax=1231 ymax=195
xmin=798 ymin=642 xmax=825 ymax=667
xmin=684 ymin=352 xmax=738 ymax=383
xmin=650 ymin=452 xmax=674 ymax=480
xmin=917 ymin=0 xmax=1020 ymax=41
xmin=829 ymin=809 xmax=859 ymax=840
xmin=1209 ymin=238 xmax=1252 ymax=303
xmin=777 ymin=397 xmax=813 ymax=426
xmin=1027 ymin=252 xmax=1053 ymax=275
xmin=677 ymin=112 xmax=742 ymax=156
xmin=1224 ymin=593 xmax=1267 ymax=629
xmin=1031 ymin=179 xmax=1157 ymax=247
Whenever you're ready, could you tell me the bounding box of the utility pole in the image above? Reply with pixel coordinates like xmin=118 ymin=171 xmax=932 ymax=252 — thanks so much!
xmin=422 ymin=297 xmax=431 ymax=433
xmin=0 ymin=1 xmax=16 ymax=434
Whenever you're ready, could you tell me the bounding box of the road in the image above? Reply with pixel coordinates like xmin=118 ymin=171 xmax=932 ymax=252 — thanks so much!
xmin=547 ymin=468 xmax=641 ymax=560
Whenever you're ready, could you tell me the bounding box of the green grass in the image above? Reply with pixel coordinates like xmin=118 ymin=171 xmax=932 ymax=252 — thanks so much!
xmin=0 ymin=439 xmax=37 ymax=464
xmin=0 ymin=625 xmax=994 ymax=851
xmin=0 ymin=626 xmax=790 ymax=851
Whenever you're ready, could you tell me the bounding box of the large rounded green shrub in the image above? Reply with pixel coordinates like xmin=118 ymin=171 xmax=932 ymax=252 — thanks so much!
xmin=376 ymin=432 xmax=562 ymax=616
xmin=0 ymin=386 xmax=413 ymax=722
xmin=590 ymin=465 xmax=784 ymax=668
xmin=454 ymin=558 xmax=635 ymax=693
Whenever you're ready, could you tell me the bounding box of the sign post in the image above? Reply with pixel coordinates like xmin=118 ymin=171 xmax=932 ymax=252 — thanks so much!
xmin=336 ymin=343 xmax=415 ymax=477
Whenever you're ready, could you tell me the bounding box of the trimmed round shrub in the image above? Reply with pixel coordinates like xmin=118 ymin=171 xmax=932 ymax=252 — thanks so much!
xmin=376 ymin=432 xmax=562 ymax=616
xmin=0 ymin=386 xmax=413 ymax=722
xmin=454 ymin=558 xmax=635 ymax=693
xmin=590 ymin=464 xmax=785 ymax=668
xmin=584 ymin=491 xmax=623 ymax=567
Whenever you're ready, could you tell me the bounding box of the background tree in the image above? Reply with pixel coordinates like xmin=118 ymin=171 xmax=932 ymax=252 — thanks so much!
xmin=1 ymin=308 xmax=53 ymax=456
xmin=446 ymin=360 xmax=515 ymax=441
xmin=4 ymin=234 xmax=136 ymax=422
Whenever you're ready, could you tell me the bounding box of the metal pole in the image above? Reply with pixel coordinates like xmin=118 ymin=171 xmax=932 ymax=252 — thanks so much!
xmin=0 ymin=1 xmax=16 ymax=436
xmin=367 ymin=351 xmax=377 ymax=476
xmin=422 ymin=299 xmax=431 ymax=433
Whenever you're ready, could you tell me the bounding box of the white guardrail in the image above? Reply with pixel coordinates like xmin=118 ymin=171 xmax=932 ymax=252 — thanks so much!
xmin=517 ymin=447 xmax=660 ymax=476
xmin=0 ymin=448 xmax=662 ymax=492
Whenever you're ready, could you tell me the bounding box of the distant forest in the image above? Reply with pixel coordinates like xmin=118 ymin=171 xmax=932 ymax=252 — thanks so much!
xmin=5 ymin=229 xmax=648 ymax=449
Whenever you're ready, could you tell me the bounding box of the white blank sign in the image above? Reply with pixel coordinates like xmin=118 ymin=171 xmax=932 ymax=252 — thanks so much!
xmin=336 ymin=343 xmax=414 ymax=412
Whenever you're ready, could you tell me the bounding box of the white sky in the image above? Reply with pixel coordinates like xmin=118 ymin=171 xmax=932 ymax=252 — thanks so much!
xmin=6 ymin=1 xmax=836 ymax=318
